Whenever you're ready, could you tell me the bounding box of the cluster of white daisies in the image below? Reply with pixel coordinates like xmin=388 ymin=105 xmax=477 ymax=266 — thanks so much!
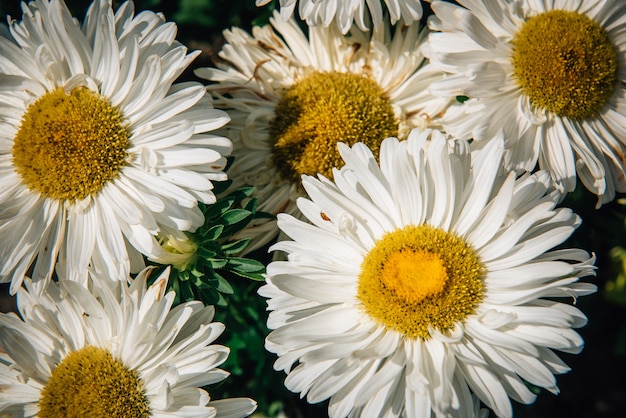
xmin=0 ymin=0 xmax=623 ymax=417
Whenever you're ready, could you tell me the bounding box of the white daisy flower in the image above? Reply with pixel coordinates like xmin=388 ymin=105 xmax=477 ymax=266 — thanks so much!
xmin=260 ymin=129 xmax=596 ymax=417
xmin=424 ymin=0 xmax=626 ymax=207
xmin=196 ymin=13 xmax=450 ymax=252
xmin=0 ymin=0 xmax=232 ymax=294
xmin=255 ymin=0 xmax=423 ymax=34
xmin=0 ymin=267 xmax=257 ymax=418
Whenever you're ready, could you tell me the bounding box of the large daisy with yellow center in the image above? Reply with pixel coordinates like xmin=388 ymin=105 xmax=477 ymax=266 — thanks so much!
xmin=196 ymin=12 xmax=450 ymax=252
xmin=425 ymin=0 xmax=626 ymax=207
xmin=0 ymin=0 xmax=232 ymax=294
xmin=260 ymin=129 xmax=596 ymax=417
xmin=0 ymin=267 xmax=257 ymax=417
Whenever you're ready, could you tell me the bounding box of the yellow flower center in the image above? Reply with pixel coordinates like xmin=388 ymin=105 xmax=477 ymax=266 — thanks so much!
xmin=12 ymin=87 xmax=130 ymax=201
xmin=358 ymin=225 xmax=484 ymax=340
xmin=270 ymin=71 xmax=398 ymax=182
xmin=511 ymin=10 xmax=618 ymax=120
xmin=381 ymin=250 xmax=448 ymax=303
xmin=39 ymin=346 xmax=150 ymax=418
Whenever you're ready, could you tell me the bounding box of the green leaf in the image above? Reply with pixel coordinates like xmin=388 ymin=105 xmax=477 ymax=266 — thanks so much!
xmin=190 ymin=268 xmax=204 ymax=278
xmin=179 ymin=279 xmax=195 ymax=303
xmin=169 ymin=275 xmax=182 ymax=305
xmin=232 ymin=270 xmax=266 ymax=281
xmin=204 ymin=224 xmax=224 ymax=241
xmin=221 ymin=208 xmax=253 ymax=225
xmin=211 ymin=179 xmax=233 ymax=196
xmin=221 ymin=238 xmax=251 ymax=255
xmin=203 ymin=196 xmax=236 ymax=220
xmin=215 ymin=292 xmax=228 ymax=307
xmin=228 ymin=257 xmax=266 ymax=273
xmin=197 ymin=287 xmax=220 ymax=306
xmin=178 ymin=270 xmax=190 ymax=281
xmin=243 ymin=196 xmax=258 ymax=213
xmin=216 ymin=274 xmax=235 ymax=294
xmin=207 ymin=257 xmax=229 ymax=269
xmin=197 ymin=246 xmax=217 ymax=259
xmin=231 ymin=186 xmax=255 ymax=200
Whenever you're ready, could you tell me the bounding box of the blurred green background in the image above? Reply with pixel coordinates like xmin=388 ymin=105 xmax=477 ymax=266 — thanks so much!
xmin=0 ymin=1 xmax=625 ymax=417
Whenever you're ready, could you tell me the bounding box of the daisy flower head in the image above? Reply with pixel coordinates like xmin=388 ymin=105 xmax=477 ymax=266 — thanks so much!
xmin=196 ymin=12 xmax=450 ymax=252
xmin=424 ymin=0 xmax=626 ymax=207
xmin=260 ymin=128 xmax=596 ymax=417
xmin=0 ymin=0 xmax=232 ymax=294
xmin=255 ymin=0 xmax=423 ymax=34
xmin=0 ymin=267 xmax=257 ymax=418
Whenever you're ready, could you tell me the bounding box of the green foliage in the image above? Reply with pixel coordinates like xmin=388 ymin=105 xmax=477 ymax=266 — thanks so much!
xmin=133 ymin=0 xmax=275 ymax=33
xmin=603 ymin=198 xmax=626 ymax=306
xmin=144 ymin=180 xmax=291 ymax=416
xmin=151 ymin=185 xmax=268 ymax=307
xmin=174 ymin=0 xmax=274 ymax=29
xmin=210 ymin=278 xmax=293 ymax=416
xmin=608 ymin=246 xmax=626 ymax=305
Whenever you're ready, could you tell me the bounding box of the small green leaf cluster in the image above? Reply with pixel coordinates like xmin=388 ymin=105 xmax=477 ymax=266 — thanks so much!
xmin=152 ymin=185 xmax=270 ymax=306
